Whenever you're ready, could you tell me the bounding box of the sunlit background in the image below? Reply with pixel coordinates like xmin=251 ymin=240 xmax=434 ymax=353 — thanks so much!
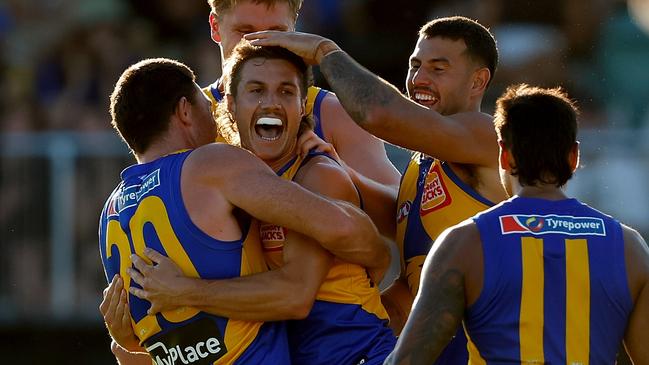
xmin=1 ymin=0 xmax=648 ymax=362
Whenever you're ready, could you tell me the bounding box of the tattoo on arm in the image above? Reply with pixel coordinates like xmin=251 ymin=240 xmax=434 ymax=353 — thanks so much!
xmin=389 ymin=269 xmax=465 ymax=365
xmin=320 ymin=51 xmax=399 ymax=127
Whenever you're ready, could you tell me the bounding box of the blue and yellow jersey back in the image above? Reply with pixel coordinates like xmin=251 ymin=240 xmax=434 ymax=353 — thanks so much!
xmin=395 ymin=153 xmax=495 ymax=365
xmin=203 ymin=81 xmax=329 ymax=142
xmin=467 ymin=196 xmax=633 ymax=364
xmin=98 ymin=150 xmax=289 ymax=365
xmin=259 ymin=151 xmax=396 ymax=365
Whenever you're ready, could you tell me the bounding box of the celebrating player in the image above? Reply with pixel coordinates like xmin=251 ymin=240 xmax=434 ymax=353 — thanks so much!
xmin=204 ymin=0 xmax=400 ymax=187
xmin=244 ymin=17 xmax=508 ymax=362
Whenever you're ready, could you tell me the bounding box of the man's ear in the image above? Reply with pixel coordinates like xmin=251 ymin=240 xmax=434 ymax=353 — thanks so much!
xmin=175 ymin=96 xmax=193 ymax=127
xmin=209 ymin=13 xmax=222 ymax=43
xmin=569 ymin=141 xmax=580 ymax=173
xmin=498 ymin=140 xmax=512 ymax=172
xmin=470 ymin=67 xmax=490 ymax=97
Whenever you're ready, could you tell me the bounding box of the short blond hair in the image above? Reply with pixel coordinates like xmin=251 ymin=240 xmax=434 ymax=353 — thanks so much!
xmin=208 ymin=0 xmax=303 ymax=20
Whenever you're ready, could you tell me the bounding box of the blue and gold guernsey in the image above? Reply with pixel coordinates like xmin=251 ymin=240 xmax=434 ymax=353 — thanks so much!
xmin=204 ymin=81 xmax=330 ymax=141
xmin=466 ymin=196 xmax=633 ymax=365
xmin=98 ymin=150 xmax=290 ymax=365
xmin=395 ymin=153 xmax=495 ymax=365
xmin=259 ymin=151 xmax=396 ymax=365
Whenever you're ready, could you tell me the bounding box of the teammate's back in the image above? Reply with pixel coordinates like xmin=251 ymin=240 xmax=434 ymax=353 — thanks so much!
xmin=100 ymin=150 xmax=290 ymax=364
xmin=468 ymin=196 xmax=631 ymax=364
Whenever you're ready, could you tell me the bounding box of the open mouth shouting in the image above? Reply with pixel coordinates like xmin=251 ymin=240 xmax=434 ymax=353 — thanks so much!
xmin=255 ymin=116 xmax=285 ymax=142
xmin=412 ymin=90 xmax=439 ymax=108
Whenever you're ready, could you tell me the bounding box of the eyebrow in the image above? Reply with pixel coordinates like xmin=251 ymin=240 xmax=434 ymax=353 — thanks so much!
xmin=245 ymin=80 xmax=298 ymax=88
xmin=409 ymin=57 xmax=450 ymax=66
xmin=234 ymin=24 xmax=289 ymax=31
xmin=426 ymin=58 xmax=450 ymax=65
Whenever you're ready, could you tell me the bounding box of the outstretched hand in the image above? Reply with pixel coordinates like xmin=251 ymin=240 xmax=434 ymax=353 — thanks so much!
xmin=99 ymin=275 xmax=145 ymax=353
xmin=244 ymin=31 xmax=341 ymax=65
xmin=127 ymin=248 xmax=194 ymax=315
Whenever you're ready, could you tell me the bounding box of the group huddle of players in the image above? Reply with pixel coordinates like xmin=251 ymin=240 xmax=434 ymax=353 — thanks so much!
xmin=98 ymin=1 xmax=649 ymax=364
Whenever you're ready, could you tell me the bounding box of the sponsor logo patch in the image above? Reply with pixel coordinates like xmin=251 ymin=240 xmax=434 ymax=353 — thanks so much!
xmin=396 ymin=201 xmax=412 ymax=223
xmin=118 ymin=169 xmax=161 ymax=213
xmin=420 ymin=164 xmax=451 ymax=215
xmin=107 ymin=194 xmax=119 ymax=218
xmin=499 ymin=214 xmax=606 ymax=236
xmin=145 ymin=317 xmax=226 ymax=365
xmin=260 ymin=224 xmax=286 ymax=252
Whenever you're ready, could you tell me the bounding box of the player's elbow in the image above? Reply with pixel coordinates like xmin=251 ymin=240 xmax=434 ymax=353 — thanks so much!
xmin=321 ymin=212 xmax=358 ymax=248
xmin=283 ymin=287 xmax=316 ymax=320
xmin=358 ymin=105 xmax=389 ymax=132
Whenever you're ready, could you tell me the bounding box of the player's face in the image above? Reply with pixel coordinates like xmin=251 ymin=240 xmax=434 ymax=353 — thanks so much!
xmin=210 ymin=1 xmax=295 ymax=59
xmin=191 ymin=84 xmax=218 ymax=146
xmin=229 ymin=58 xmax=305 ymax=164
xmin=406 ymin=36 xmax=477 ymax=115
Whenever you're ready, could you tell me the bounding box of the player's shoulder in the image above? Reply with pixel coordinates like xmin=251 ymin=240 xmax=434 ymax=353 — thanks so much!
xmin=434 ymin=219 xmax=481 ymax=262
xmin=296 ymin=155 xmax=358 ymax=202
xmin=184 ymin=143 xmax=257 ymax=179
xmin=449 ymin=111 xmax=494 ymax=128
xmin=299 ymin=154 xmax=347 ymax=181
xmin=622 ymin=224 xmax=649 ymax=265
xmin=440 ymin=219 xmax=481 ymax=246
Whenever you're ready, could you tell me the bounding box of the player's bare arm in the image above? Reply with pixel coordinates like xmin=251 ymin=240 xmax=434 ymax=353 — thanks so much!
xmin=297 ymin=130 xmax=398 ymax=237
xmin=245 ymin=31 xmax=498 ymax=167
xmin=622 ymin=225 xmax=649 ymax=364
xmin=385 ymin=222 xmax=481 ymax=365
xmin=320 ymin=93 xmax=401 ymax=187
xmin=380 ymin=278 xmax=413 ymax=336
xmin=127 ymin=156 xmax=383 ymax=320
xmin=295 ymin=156 xmax=391 ymax=281
xmin=188 ymin=143 xmax=382 ymax=255
xmin=344 ymin=163 xmax=398 ymax=238
xmin=128 ymin=233 xmax=332 ymax=321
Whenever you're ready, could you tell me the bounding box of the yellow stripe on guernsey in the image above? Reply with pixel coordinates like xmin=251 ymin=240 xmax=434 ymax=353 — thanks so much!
xmin=519 ymin=237 xmax=545 ymax=364
xmin=262 ymin=153 xmax=389 ymax=321
xmin=565 ymin=239 xmax=590 ymax=365
xmin=463 ymin=324 xmax=486 ymax=365
xmin=305 ymin=86 xmax=322 ymax=116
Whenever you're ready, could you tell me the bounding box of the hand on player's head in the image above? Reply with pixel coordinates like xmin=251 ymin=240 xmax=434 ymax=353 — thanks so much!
xmin=245 ymin=31 xmax=339 ymax=65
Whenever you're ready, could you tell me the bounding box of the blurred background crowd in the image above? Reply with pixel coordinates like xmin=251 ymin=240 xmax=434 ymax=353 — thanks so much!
xmin=1 ymin=0 xmax=648 ymax=362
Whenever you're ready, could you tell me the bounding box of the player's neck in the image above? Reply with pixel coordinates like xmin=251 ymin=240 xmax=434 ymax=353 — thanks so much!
xmin=266 ymin=148 xmax=300 ymax=174
xmin=515 ymin=184 xmax=569 ymax=201
xmin=136 ymin=138 xmax=190 ymax=164
xmin=466 ymin=95 xmax=483 ymax=113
